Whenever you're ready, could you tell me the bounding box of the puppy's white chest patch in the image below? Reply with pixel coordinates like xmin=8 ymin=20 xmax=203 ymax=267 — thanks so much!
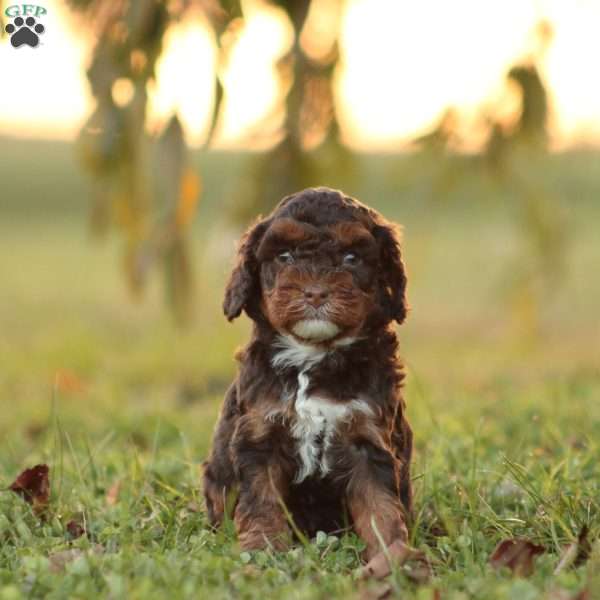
xmin=271 ymin=334 xmax=371 ymax=483
xmin=291 ymin=369 xmax=371 ymax=483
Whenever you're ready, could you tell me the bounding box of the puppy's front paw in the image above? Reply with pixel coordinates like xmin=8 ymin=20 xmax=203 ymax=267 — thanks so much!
xmin=358 ymin=539 xmax=431 ymax=582
xmin=238 ymin=525 xmax=292 ymax=553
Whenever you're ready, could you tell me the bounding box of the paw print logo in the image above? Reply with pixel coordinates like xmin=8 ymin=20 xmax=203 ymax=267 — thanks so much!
xmin=5 ymin=16 xmax=45 ymax=48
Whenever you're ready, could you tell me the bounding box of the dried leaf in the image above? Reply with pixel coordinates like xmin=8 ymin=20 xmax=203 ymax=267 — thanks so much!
xmin=9 ymin=464 xmax=50 ymax=514
xmin=489 ymin=538 xmax=545 ymax=577
xmin=66 ymin=520 xmax=86 ymax=540
xmin=106 ymin=480 xmax=121 ymax=506
xmin=175 ymin=169 xmax=201 ymax=229
xmin=555 ymin=526 xmax=591 ymax=574
xmin=359 ymin=539 xmax=431 ymax=581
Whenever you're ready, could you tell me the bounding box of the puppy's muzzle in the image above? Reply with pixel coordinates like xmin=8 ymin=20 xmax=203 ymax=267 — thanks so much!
xmin=303 ymin=284 xmax=330 ymax=309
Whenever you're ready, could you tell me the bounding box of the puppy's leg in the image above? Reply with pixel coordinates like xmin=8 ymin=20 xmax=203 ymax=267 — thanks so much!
xmin=232 ymin=414 xmax=293 ymax=551
xmin=343 ymin=443 xmax=409 ymax=561
xmin=203 ymin=383 xmax=239 ymax=527
xmin=391 ymin=408 xmax=413 ymax=514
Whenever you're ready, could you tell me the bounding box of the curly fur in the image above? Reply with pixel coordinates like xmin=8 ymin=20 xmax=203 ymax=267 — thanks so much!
xmin=203 ymin=187 xmax=412 ymax=560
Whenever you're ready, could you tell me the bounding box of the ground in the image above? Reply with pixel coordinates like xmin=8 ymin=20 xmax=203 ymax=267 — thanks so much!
xmin=0 ymin=138 xmax=599 ymax=599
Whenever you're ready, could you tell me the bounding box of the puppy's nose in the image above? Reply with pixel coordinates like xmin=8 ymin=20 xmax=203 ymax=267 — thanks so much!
xmin=304 ymin=284 xmax=330 ymax=307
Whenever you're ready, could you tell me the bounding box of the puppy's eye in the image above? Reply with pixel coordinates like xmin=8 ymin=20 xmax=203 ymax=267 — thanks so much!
xmin=277 ymin=250 xmax=294 ymax=265
xmin=343 ymin=252 xmax=360 ymax=266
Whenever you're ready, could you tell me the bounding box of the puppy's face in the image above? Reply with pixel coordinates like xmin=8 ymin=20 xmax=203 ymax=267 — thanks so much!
xmin=256 ymin=219 xmax=378 ymax=343
xmin=222 ymin=188 xmax=408 ymax=341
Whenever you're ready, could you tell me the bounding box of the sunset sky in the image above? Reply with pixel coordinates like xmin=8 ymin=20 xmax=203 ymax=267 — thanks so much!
xmin=1 ymin=0 xmax=600 ymax=151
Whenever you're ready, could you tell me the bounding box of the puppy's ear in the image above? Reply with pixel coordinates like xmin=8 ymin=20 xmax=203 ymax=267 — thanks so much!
xmin=223 ymin=218 xmax=270 ymax=321
xmin=373 ymin=222 xmax=408 ymax=324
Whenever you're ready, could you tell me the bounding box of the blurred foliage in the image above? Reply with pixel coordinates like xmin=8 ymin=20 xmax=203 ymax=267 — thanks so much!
xmin=68 ymin=0 xmax=352 ymax=322
xmin=413 ymin=21 xmax=567 ymax=335
xmin=66 ymin=4 xmax=570 ymax=333
xmin=68 ymin=0 xmax=238 ymax=325
xmin=230 ymin=0 xmax=356 ymax=222
xmin=483 ymin=22 xmax=567 ymax=335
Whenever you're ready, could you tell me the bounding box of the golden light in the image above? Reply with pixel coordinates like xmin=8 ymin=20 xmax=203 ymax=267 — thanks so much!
xmin=112 ymin=78 xmax=135 ymax=107
xmin=1 ymin=0 xmax=600 ymax=150
xmin=146 ymin=12 xmax=216 ymax=143
xmin=216 ymin=2 xmax=292 ymax=148
xmin=337 ymin=0 xmax=537 ymax=150
xmin=543 ymin=0 xmax=600 ymax=146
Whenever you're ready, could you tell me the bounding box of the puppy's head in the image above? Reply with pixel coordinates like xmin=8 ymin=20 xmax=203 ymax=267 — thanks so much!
xmin=223 ymin=187 xmax=408 ymax=344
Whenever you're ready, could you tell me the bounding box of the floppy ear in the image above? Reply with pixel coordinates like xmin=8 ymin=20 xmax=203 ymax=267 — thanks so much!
xmin=373 ymin=222 xmax=408 ymax=324
xmin=223 ymin=218 xmax=270 ymax=322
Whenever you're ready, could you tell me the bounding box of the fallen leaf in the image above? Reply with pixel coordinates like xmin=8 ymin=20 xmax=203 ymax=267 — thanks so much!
xmin=359 ymin=539 xmax=431 ymax=581
xmin=106 ymin=480 xmax=121 ymax=506
xmin=8 ymin=464 xmax=50 ymax=514
xmin=554 ymin=526 xmax=591 ymax=574
xmin=66 ymin=520 xmax=86 ymax=540
xmin=489 ymin=538 xmax=545 ymax=577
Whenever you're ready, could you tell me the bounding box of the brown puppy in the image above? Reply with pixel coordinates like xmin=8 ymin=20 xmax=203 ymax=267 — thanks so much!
xmin=203 ymin=187 xmax=412 ymax=561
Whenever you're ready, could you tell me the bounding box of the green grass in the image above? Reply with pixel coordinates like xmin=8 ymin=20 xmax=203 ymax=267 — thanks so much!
xmin=0 ymin=138 xmax=599 ymax=599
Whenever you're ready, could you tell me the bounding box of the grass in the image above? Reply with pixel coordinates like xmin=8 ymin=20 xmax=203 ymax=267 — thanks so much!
xmin=0 ymin=137 xmax=599 ymax=599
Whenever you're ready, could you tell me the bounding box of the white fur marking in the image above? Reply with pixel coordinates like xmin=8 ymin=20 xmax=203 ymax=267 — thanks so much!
xmin=270 ymin=333 xmax=369 ymax=483
xmin=292 ymin=319 xmax=340 ymax=342
xmin=291 ymin=369 xmax=372 ymax=483
xmin=271 ymin=335 xmax=327 ymax=371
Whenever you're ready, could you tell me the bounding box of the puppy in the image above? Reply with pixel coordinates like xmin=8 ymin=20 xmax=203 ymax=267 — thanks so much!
xmin=203 ymin=187 xmax=412 ymax=561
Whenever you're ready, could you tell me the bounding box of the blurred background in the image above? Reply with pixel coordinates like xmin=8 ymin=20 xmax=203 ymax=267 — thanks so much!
xmin=1 ymin=0 xmax=599 ymax=460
